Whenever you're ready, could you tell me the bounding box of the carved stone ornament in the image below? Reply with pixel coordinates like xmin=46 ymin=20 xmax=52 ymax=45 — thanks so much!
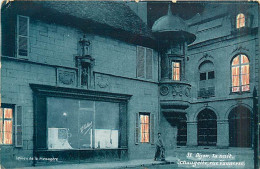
xmin=172 ymin=85 xmax=183 ymax=97
xmin=160 ymin=86 xmax=169 ymax=96
xmin=97 ymin=75 xmax=109 ymax=88
xmin=232 ymin=46 xmax=249 ymax=54
xmin=184 ymin=87 xmax=191 ymax=97
xmin=199 ymin=53 xmax=213 ymax=62
xmin=57 ymin=68 xmax=76 ymax=87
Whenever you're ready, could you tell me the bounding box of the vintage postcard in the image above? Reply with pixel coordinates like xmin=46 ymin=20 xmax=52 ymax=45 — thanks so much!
xmin=0 ymin=0 xmax=259 ymax=169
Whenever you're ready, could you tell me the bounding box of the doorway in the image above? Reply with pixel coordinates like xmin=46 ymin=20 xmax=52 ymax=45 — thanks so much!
xmin=229 ymin=106 xmax=251 ymax=147
xmin=197 ymin=109 xmax=217 ymax=146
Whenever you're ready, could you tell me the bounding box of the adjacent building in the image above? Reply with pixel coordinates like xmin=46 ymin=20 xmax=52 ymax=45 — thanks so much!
xmin=1 ymin=1 xmax=259 ymax=168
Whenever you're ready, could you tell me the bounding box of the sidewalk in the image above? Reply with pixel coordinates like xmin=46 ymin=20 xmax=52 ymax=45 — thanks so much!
xmin=15 ymin=157 xmax=178 ymax=169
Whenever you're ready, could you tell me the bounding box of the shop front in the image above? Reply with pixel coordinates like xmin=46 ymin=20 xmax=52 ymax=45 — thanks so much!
xmin=30 ymin=84 xmax=131 ymax=164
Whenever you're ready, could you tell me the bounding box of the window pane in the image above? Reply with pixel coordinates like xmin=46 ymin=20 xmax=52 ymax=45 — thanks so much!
xmin=137 ymin=46 xmax=145 ymax=78
xmin=237 ymin=13 xmax=245 ymax=28
xmin=47 ymin=98 xmax=96 ymax=149
xmin=200 ymin=73 xmax=206 ymax=80
xmin=95 ymin=102 xmax=119 ymax=130
xmin=242 ymin=85 xmax=250 ymax=91
xmin=241 ymin=65 xmax=249 ymax=74
xmin=208 ymin=71 xmax=215 ymax=79
xmin=176 ymin=68 xmax=180 ymax=75
xmin=232 ymin=67 xmax=239 ymax=76
xmin=0 ymin=109 xmax=2 ymax=119
xmin=174 ymin=62 xmax=180 ymax=68
xmin=144 ymin=115 xmax=148 ymax=123
xmin=4 ymin=120 xmax=12 ymax=144
xmin=4 ymin=109 xmax=12 ymax=119
xmin=140 ymin=114 xmax=150 ymax=143
xmin=0 ymin=119 xmax=2 ymax=132
xmin=241 ymin=55 xmax=249 ymax=64
xmin=18 ymin=36 xmax=28 ymax=56
xmin=140 ymin=115 xmax=144 ymax=123
xmin=232 ymin=87 xmax=240 ymax=92
xmin=232 ymin=76 xmax=239 ymax=87
xmin=144 ymin=133 xmax=149 ymax=142
xmin=239 ymin=15 xmax=245 ymax=28
xmin=92 ymin=101 xmax=119 ymax=149
xmin=0 ymin=131 xmax=2 ymax=144
xmin=19 ymin=16 xmax=28 ymax=36
xmin=173 ymin=71 xmax=180 ymax=81
xmin=145 ymin=124 xmax=149 ymax=133
xmin=141 ymin=132 xmax=145 ymax=142
xmin=146 ymin=48 xmax=153 ymax=79
xmin=232 ymin=56 xmax=239 ymax=66
xmin=0 ymin=119 xmax=2 ymax=144
xmin=172 ymin=62 xmax=180 ymax=81
xmin=47 ymin=98 xmax=78 ymax=149
xmin=47 ymin=98 xmax=120 ymax=150
xmin=241 ymin=74 xmax=249 ymax=85
xmin=95 ymin=129 xmax=118 ymax=149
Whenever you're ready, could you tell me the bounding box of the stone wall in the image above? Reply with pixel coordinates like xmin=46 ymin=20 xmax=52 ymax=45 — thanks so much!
xmin=1 ymin=15 xmax=160 ymax=166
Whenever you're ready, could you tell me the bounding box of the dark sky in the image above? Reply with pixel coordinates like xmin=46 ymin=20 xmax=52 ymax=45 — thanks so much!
xmin=147 ymin=2 xmax=205 ymax=28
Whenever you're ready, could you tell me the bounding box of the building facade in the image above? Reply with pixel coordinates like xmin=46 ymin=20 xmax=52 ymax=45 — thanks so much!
xmin=156 ymin=2 xmax=259 ymax=148
xmin=1 ymin=1 xmax=259 ymax=168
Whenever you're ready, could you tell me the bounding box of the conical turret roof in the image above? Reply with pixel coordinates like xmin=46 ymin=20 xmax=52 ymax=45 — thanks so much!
xmin=152 ymin=4 xmax=196 ymax=44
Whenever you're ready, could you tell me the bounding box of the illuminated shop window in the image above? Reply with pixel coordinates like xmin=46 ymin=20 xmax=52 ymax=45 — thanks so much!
xmin=236 ymin=13 xmax=245 ymax=29
xmin=47 ymin=97 xmax=119 ymax=150
xmin=232 ymin=54 xmax=250 ymax=92
xmin=0 ymin=108 xmax=13 ymax=145
xmin=172 ymin=61 xmax=180 ymax=81
xmin=140 ymin=114 xmax=150 ymax=143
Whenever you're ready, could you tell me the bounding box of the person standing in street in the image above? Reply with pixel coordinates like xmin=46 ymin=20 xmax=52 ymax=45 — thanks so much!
xmin=154 ymin=132 xmax=165 ymax=161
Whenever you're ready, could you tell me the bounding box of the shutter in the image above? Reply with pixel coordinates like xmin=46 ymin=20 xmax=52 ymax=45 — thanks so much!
xmin=137 ymin=46 xmax=145 ymax=78
xmin=150 ymin=114 xmax=155 ymax=144
xmin=15 ymin=105 xmax=23 ymax=147
xmin=17 ymin=15 xmax=29 ymax=57
xmin=135 ymin=113 xmax=139 ymax=144
xmin=146 ymin=48 xmax=153 ymax=79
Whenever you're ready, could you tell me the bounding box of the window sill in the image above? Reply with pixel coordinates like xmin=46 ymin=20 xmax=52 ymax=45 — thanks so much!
xmin=136 ymin=77 xmax=156 ymax=83
xmin=231 ymin=27 xmax=252 ymax=35
xmin=135 ymin=142 xmax=154 ymax=145
xmin=197 ymin=95 xmax=215 ymax=99
xmin=38 ymin=148 xmax=128 ymax=151
xmin=230 ymin=91 xmax=250 ymax=95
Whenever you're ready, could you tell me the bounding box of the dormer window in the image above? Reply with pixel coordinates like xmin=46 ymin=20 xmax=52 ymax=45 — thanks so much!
xmin=236 ymin=13 xmax=245 ymax=29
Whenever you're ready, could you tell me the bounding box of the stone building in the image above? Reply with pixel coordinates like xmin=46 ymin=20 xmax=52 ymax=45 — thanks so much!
xmin=1 ymin=1 xmax=259 ymax=168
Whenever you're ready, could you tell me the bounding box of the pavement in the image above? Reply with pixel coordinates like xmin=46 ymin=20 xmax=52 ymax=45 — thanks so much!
xmin=14 ymin=157 xmax=178 ymax=169
xmin=4 ymin=148 xmax=255 ymax=169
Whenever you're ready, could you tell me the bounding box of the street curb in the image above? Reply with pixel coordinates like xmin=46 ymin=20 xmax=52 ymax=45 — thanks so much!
xmin=115 ymin=161 xmax=176 ymax=168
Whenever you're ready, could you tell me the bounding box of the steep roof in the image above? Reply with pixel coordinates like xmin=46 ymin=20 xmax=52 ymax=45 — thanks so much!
xmin=31 ymin=1 xmax=151 ymax=37
xmin=3 ymin=1 xmax=154 ymax=47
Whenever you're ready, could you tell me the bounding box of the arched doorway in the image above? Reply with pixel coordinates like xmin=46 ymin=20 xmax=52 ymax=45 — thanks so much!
xmin=197 ymin=109 xmax=217 ymax=146
xmin=228 ymin=106 xmax=251 ymax=147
